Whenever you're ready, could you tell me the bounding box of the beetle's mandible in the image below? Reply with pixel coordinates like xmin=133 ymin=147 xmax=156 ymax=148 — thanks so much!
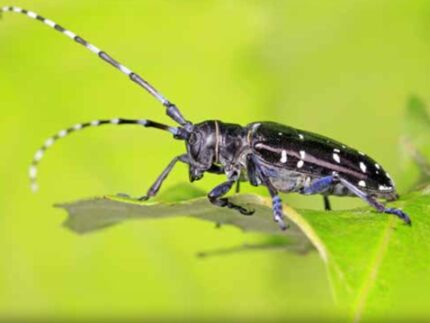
xmin=2 ymin=6 xmax=411 ymax=230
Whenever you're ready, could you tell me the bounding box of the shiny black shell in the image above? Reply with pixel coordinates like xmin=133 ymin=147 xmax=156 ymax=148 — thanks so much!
xmin=248 ymin=122 xmax=395 ymax=197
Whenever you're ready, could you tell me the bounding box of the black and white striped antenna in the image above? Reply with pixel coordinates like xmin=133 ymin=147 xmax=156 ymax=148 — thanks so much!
xmin=28 ymin=118 xmax=182 ymax=192
xmin=0 ymin=6 xmax=192 ymax=128
xmin=1 ymin=6 xmax=193 ymax=191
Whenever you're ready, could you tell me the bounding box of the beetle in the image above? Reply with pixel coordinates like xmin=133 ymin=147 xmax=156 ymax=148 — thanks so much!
xmin=2 ymin=6 xmax=411 ymax=230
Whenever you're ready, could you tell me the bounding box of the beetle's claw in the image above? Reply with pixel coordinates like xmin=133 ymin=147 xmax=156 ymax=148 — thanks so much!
xmin=277 ymin=218 xmax=289 ymax=231
xmin=239 ymin=207 xmax=255 ymax=216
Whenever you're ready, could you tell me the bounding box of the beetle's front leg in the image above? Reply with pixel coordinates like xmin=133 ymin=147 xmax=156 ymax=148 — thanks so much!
xmin=208 ymin=179 xmax=254 ymax=215
xmin=246 ymin=155 xmax=288 ymax=230
xmin=137 ymin=154 xmax=188 ymax=201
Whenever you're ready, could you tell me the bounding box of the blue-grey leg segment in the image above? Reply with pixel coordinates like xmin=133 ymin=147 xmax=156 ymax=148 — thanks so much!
xmin=301 ymin=175 xmax=335 ymax=211
xmin=338 ymin=177 xmax=411 ymax=225
xmin=208 ymin=180 xmax=254 ymax=215
xmin=302 ymin=175 xmax=335 ymax=195
xmin=247 ymin=155 xmax=288 ymax=230
xmin=272 ymin=196 xmax=287 ymax=230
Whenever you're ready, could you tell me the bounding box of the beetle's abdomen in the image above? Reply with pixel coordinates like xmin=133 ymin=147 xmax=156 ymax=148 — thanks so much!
xmin=248 ymin=122 xmax=396 ymax=198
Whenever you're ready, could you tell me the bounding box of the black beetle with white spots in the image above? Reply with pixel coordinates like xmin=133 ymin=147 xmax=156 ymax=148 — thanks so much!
xmin=2 ymin=6 xmax=411 ymax=230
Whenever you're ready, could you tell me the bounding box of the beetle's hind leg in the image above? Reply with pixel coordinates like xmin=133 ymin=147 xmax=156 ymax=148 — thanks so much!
xmin=337 ymin=176 xmax=411 ymax=225
xmin=323 ymin=196 xmax=331 ymax=211
xmin=208 ymin=180 xmax=254 ymax=215
xmin=300 ymin=175 xmax=336 ymax=211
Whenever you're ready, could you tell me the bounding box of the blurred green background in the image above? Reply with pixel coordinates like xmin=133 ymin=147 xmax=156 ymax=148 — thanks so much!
xmin=1 ymin=0 xmax=429 ymax=321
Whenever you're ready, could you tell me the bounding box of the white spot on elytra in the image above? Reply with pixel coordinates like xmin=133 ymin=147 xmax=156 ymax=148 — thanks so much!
xmin=342 ymin=145 xmax=346 ymax=149
xmin=375 ymin=163 xmax=380 ymax=170
xmin=297 ymin=160 xmax=304 ymax=168
xmin=333 ymin=153 xmax=340 ymax=163
xmin=300 ymin=150 xmax=306 ymax=159
xmin=280 ymin=150 xmax=287 ymax=163
xmin=278 ymin=132 xmax=283 ymax=136
xmin=91 ymin=120 xmax=100 ymax=126
xmin=298 ymin=134 xmax=304 ymax=140
xmin=379 ymin=185 xmax=392 ymax=191
xmin=111 ymin=118 xmax=120 ymax=124
xmin=13 ymin=7 xmax=22 ymax=13
xmin=333 ymin=148 xmax=340 ymax=153
xmin=359 ymin=162 xmax=367 ymax=173
xmin=358 ymin=180 xmax=366 ymax=187
xmin=58 ymin=129 xmax=67 ymax=138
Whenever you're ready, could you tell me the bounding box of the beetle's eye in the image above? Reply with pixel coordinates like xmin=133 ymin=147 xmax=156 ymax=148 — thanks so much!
xmin=189 ymin=132 xmax=200 ymax=145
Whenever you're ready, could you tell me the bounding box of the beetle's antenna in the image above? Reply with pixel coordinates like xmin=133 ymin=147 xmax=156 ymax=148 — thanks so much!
xmin=28 ymin=118 xmax=184 ymax=192
xmin=1 ymin=6 xmax=192 ymax=129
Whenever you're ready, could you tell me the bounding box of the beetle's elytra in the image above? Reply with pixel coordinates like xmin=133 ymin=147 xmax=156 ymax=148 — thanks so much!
xmin=2 ymin=6 xmax=411 ymax=230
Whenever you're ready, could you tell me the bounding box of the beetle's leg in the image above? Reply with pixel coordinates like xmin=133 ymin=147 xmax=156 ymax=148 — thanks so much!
xmin=246 ymin=155 xmax=260 ymax=187
xmin=247 ymin=155 xmax=288 ymax=230
xmin=302 ymin=175 xmax=336 ymax=195
xmin=338 ymin=176 xmax=411 ymax=225
xmin=208 ymin=180 xmax=254 ymax=215
xmin=323 ymin=196 xmax=332 ymax=211
xmin=207 ymin=164 xmax=225 ymax=174
xmin=138 ymin=154 xmax=188 ymax=201
xmin=235 ymin=180 xmax=241 ymax=193
xmin=300 ymin=175 xmax=335 ymax=211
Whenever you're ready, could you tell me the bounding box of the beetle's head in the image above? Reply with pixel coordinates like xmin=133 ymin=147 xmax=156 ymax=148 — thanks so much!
xmin=185 ymin=121 xmax=218 ymax=181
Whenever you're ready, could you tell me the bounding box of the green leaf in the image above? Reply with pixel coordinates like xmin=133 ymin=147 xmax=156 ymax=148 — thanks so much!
xmin=56 ymin=183 xmax=314 ymax=255
xmin=56 ymin=184 xmax=430 ymax=321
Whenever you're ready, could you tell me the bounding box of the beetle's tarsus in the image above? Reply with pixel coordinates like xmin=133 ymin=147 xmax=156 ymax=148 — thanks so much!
xmin=337 ymin=176 xmax=412 ymax=225
xmin=384 ymin=208 xmax=412 ymax=225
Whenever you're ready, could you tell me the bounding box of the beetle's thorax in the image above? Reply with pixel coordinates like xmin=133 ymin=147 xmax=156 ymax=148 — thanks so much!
xmin=185 ymin=120 xmax=248 ymax=178
xmin=216 ymin=121 xmax=248 ymax=165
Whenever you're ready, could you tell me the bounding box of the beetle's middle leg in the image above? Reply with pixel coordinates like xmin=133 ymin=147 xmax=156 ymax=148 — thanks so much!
xmin=246 ymin=155 xmax=288 ymax=230
xmin=323 ymin=196 xmax=331 ymax=211
xmin=208 ymin=179 xmax=254 ymax=215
